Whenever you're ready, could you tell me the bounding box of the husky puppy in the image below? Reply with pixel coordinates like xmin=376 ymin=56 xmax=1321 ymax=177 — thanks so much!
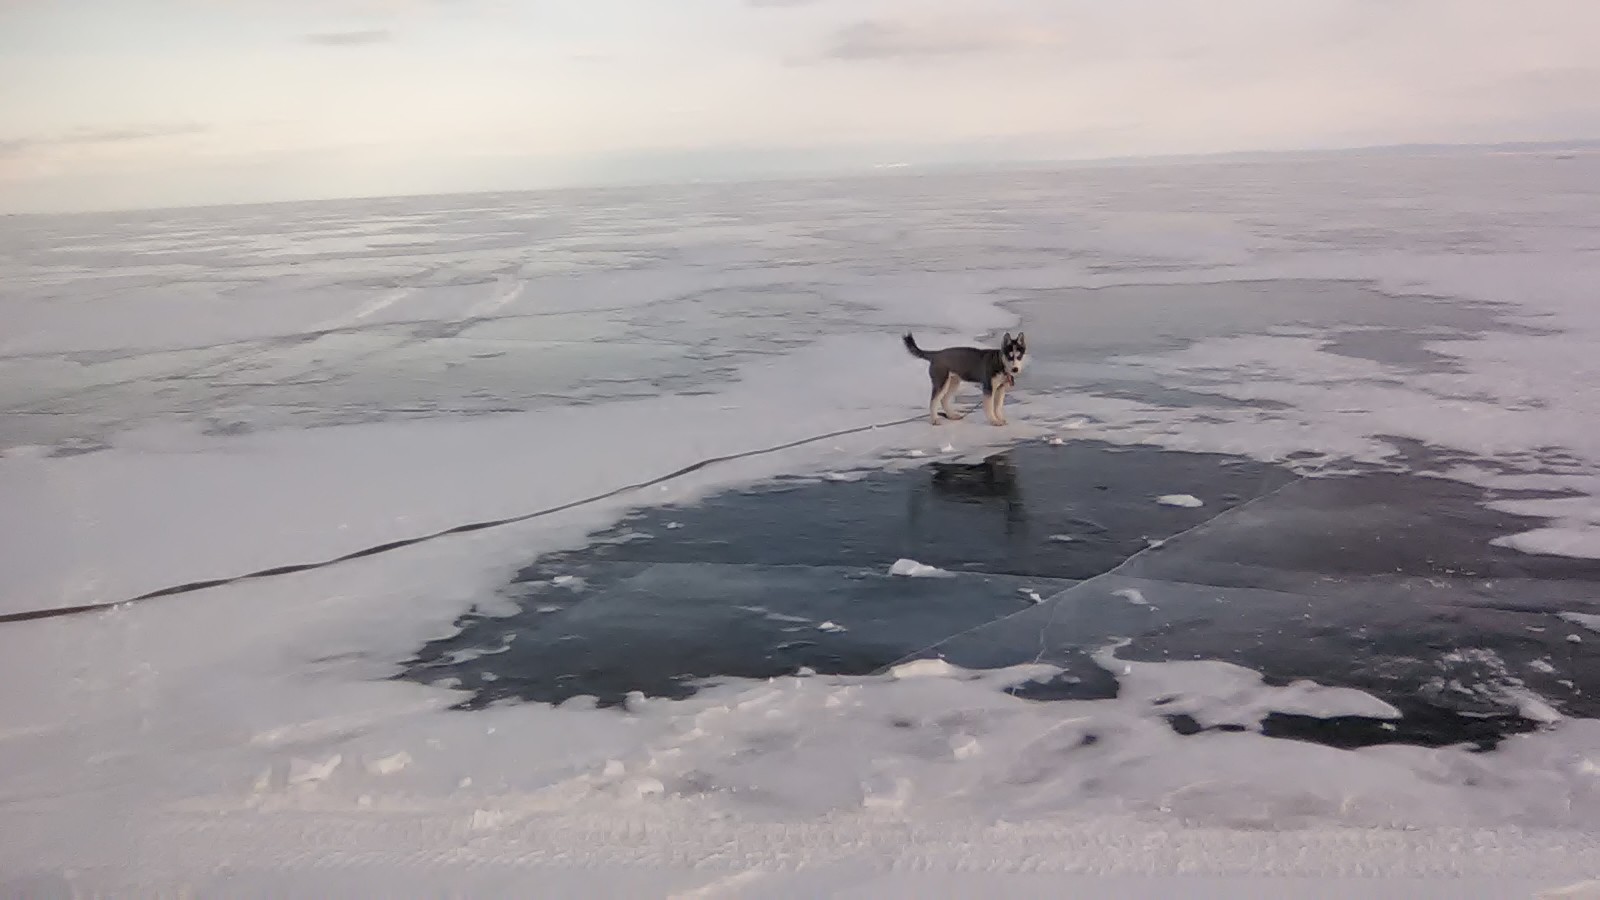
xmin=902 ymin=332 xmax=1027 ymax=426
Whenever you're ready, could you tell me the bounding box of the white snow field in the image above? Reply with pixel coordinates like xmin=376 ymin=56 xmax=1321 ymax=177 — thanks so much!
xmin=2 ymin=151 xmax=1600 ymax=896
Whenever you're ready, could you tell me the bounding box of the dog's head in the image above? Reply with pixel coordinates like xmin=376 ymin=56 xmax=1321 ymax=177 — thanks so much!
xmin=1002 ymin=332 xmax=1027 ymax=376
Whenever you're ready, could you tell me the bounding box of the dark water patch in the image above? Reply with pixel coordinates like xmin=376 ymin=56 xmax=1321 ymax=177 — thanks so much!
xmin=1160 ymin=705 xmax=1537 ymax=752
xmin=401 ymin=439 xmax=1598 ymax=752
xmin=403 ymin=442 xmax=1289 ymax=707
xmin=507 ymin=442 xmax=1293 ymax=582
xmin=1318 ymin=327 xmax=1478 ymax=374
xmin=999 ymin=280 xmax=1556 ymax=419
xmin=411 ymin=563 xmax=1080 ymax=709
xmin=1123 ymin=468 xmax=1600 ymax=583
xmin=1259 ymin=706 xmax=1540 ymax=753
xmin=918 ymin=448 xmax=1600 ymax=744
xmin=1001 ymin=280 xmax=1544 ymax=370
xmin=1114 ymin=577 xmax=1598 ymax=721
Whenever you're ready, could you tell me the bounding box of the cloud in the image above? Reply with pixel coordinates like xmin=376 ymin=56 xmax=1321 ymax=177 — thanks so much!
xmin=304 ymin=29 xmax=394 ymax=46
xmin=72 ymin=124 xmax=212 ymax=144
xmin=0 ymin=125 xmax=211 ymax=157
xmin=811 ymin=18 xmax=1062 ymax=62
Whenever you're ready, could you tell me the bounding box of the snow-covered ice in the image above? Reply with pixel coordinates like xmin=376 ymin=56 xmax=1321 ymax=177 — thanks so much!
xmin=1561 ymin=612 xmax=1600 ymax=634
xmin=1112 ymin=587 xmax=1151 ymax=606
xmin=889 ymin=558 xmax=954 ymax=578
xmin=3 ymin=151 xmax=1600 ymax=894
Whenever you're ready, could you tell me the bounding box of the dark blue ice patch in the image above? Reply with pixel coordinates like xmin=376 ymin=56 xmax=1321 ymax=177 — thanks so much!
xmin=399 ymin=440 xmax=1600 ymax=751
xmin=411 ymin=562 xmax=1085 ymax=708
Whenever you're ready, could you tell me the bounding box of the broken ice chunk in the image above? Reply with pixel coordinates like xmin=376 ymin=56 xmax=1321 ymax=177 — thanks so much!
xmin=889 ymin=558 xmax=953 ymax=578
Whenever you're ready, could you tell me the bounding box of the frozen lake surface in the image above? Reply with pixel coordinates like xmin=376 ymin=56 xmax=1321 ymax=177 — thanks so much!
xmin=2 ymin=151 xmax=1599 ymax=896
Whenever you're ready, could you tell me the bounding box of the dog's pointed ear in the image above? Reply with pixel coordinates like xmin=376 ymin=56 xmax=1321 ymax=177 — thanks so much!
xmin=1003 ymin=332 xmax=1013 ymax=344
xmin=1016 ymin=331 xmax=1026 ymax=346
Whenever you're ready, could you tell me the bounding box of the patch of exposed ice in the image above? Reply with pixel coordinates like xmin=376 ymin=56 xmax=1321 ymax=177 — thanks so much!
xmin=736 ymin=605 xmax=813 ymax=626
xmin=889 ymin=558 xmax=954 ymax=578
xmin=1518 ymin=696 xmax=1563 ymax=725
xmin=1112 ymin=587 xmax=1150 ymax=606
xmin=366 ymin=751 xmax=412 ymax=776
xmin=1558 ymin=612 xmax=1600 ymax=634
xmin=1494 ymin=527 xmax=1600 ymax=560
xmin=889 ymin=658 xmax=959 ymax=679
xmin=287 ymin=754 xmax=343 ymax=787
xmin=1541 ymin=880 xmax=1600 ymax=899
xmin=1105 ymin=646 xmax=1404 ymax=725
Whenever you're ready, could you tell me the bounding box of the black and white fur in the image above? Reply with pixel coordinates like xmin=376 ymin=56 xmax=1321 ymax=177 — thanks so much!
xmin=902 ymin=332 xmax=1027 ymax=426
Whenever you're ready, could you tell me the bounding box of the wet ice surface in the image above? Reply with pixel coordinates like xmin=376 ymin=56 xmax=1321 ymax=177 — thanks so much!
xmin=5 ymin=151 xmax=1600 ymax=892
xmin=406 ymin=443 xmax=1287 ymax=706
xmin=408 ymin=441 xmax=1597 ymax=751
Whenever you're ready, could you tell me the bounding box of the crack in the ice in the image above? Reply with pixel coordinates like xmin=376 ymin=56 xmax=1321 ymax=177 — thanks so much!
xmin=0 ymin=413 xmax=930 ymax=625
xmin=881 ymin=470 xmax=1315 ymax=675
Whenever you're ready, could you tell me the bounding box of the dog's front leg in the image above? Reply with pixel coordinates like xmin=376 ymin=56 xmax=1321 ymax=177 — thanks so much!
xmin=994 ymin=383 xmax=1010 ymax=426
xmin=983 ymin=390 xmax=1002 ymax=426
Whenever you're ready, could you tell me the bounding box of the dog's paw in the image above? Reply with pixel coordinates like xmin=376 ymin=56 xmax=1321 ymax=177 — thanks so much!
xmin=946 ymin=413 xmax=965 ymax=421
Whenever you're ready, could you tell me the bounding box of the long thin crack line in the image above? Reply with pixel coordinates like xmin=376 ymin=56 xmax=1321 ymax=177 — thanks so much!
xmin=1018 ymin=472 xmax=1311 ymax=667
xmin=0 ymin=414 xmax=927 ymax=626
xmin=875 ymin=470 xmax=1314 ymax=675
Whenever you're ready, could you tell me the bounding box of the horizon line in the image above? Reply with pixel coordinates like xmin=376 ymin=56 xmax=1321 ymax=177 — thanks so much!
xmin=6 ymin=136 xmax=1597 ymax=219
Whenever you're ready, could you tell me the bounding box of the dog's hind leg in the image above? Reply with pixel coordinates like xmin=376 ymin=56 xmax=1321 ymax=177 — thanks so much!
xmin=939 ymin=373 xmax=964 ymax=421
xmin=929 ymin=367 xmax=954 ymax=425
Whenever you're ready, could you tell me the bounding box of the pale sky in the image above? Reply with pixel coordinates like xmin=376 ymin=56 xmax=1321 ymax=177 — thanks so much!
xmin=2 ymin=0 xmax=1598 ymax=212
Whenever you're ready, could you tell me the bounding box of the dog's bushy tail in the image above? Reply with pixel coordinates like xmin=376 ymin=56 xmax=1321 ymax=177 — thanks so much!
xmin=901 ymin=333 xmax=931 ymax=360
